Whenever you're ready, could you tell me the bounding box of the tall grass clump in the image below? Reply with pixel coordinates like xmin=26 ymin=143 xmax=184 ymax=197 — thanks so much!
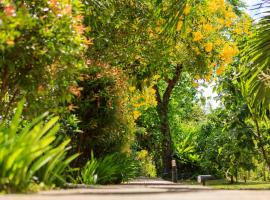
xmin=0 ymin=100 xmax=78 ymax=192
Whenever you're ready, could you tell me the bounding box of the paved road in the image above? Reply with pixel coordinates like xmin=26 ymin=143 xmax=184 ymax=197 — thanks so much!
xmin=1 ymin=179 xmax=270 ymax=200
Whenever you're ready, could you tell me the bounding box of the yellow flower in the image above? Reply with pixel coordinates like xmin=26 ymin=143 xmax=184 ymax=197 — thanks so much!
xmin=134 ymin=103 xmax=142 ymax=108
xmin=193 ymin=31 xmax=203 ymax=42
xmin=225 ymin=20 xmax=233 ymax=27
xmin=183 ymin=4 xmax=191 ymax=15
xmin=217 ymin=18 xmax=225 ymax=26
xmin=217 ymin=0 xmax=225 ymax=8
xmin=133 ymin=110 xmax=141 ymax=120
xmin=233 ymin=28 xmax=242 ymax=34
xmin=84 ymin=38 xmax=94 ymax=45
xmin=216 ymin=66 xmax=225 ymax=75
xmin=203 ymin=24 xmax=214 ymax=33
xmin=205 ymin=74 xmax=212 ymax=82
xmin=186 ymin=27 xmax=192 ymax=33
xmin=225 ymin=9 xmax=237 ymax=19
xmin=176 ymin=20 xmax=183 ymax=31
xmin=215 ymin=38 xmax=224 ymax=46
xmin=220 ymin=44 xmax=239 ymax=64
xmin=176 ymin=44 xmax=181 ymax=50
xmin=153 ymin=74 xmax=161 ymax=80
xmin=199 ymin=17 xmax=207 ymax=24
xmin=149 ymin=88 xmax=156 ymax=95
xmin=208 ymin=1 xmax=218 ymax=12
xmin=129 ymin=86 xmax=136 ymax=92
xmin=137 ymin=150 xmax=148 ymax=159
xmin=204 ymin=42 xmax=213 ymax=52
xmin=210 ymin=62 xmax=217 ymax=67
xmin=6 ymin=40 xmax=15 ymax=46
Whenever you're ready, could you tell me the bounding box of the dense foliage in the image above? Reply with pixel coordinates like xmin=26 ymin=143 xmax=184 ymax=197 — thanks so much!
xmin=0 ymin=0 xmax=86 ymax=118
xmin=70 ymin=65 xmax=135 ymax=165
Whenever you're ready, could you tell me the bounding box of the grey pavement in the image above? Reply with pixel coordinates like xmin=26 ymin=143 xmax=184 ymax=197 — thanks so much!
xmin=1 ymin=178 xmax=270 ymax=200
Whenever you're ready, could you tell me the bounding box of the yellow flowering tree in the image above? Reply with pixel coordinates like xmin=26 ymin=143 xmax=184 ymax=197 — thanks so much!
xmin=129 ymin=85 xmax=157 ymax=120
xmin=80 ymin=0 xmax=246 ymax=175
xmin=140 ymin=0 xmax=245 ymax=176
xmin=177 ymin=0 xmax=242 ymax=79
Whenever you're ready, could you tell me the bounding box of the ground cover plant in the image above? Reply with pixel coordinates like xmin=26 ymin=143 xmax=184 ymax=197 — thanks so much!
xmin=207 ymin=180 xmax=270 ymax=190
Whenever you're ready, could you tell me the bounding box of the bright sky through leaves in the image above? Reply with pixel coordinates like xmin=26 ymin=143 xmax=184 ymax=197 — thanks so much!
xmin=244 ymin=0 xmax=265 ymax=19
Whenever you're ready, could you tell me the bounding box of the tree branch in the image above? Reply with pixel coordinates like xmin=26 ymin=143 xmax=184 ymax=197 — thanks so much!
xmin=163 ymin=64 xmax=183 ymax=105
xmin=153 ymin=84 xmax=162 ymax=105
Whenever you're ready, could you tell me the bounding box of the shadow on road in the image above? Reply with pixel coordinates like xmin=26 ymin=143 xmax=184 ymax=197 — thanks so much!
xmin=39 ymin=185 xmax=210 ymax=196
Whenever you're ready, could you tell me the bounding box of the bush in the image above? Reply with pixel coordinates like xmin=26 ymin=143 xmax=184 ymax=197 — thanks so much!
xmin=136 ymin=150 xmax=157 ymax=178
xmin=71 ymin=65 xmax=135 ymax=165
xmin=0 ymin=1 xmax=87 ymax=116
xmin=0 ymin=100 xmax=78 ymax=192
xmin=81 ymin=152 xmax=139 ymax=185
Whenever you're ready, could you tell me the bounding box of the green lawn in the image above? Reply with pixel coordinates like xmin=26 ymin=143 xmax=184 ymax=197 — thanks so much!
xmin=206 ymin=180 xmax=270 ymax=190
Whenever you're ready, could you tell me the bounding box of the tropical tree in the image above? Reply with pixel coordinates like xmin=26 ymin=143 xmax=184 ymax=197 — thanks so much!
xmin=198 ymin=108 xmax=256 ymax=183
xmin=217 ymin=64 xmax=270 ymax=172
xmin=134 ymin=72 xmax=202 ymax=174
xmin=149 ymin=0 xmax=242 ymax=176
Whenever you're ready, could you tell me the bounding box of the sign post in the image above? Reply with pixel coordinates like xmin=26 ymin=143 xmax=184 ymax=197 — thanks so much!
xmin=171 ymin=159 xmax=177 ymax=183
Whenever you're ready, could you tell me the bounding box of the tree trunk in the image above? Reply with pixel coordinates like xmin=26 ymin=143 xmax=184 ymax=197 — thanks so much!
xmin=235 ymin=168 xmax=238 ymax=183
xmin=159 ymin=103 xmax=173 ymax=177
xmin=230 ymin=175 xmax=234 ymax=184
xmin=153 ymin=64 xmax=183 ymax=178
xmin=263 ymin=167 xmax=266 ymax=181
xmin=0 ymin=65 xmax=8 ymax=99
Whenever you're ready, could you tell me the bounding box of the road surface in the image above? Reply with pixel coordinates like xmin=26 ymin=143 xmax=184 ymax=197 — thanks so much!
xmin=1 ymin=179 xmax=270 ymax=200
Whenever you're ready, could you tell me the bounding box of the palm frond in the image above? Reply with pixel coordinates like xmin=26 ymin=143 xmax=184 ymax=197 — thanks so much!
xmin=242 ymin=0 xmax=270 ymax=110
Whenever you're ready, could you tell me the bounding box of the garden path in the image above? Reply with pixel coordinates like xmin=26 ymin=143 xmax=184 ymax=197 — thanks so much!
xmin=1 ymin=178 xmax=270 ymax=200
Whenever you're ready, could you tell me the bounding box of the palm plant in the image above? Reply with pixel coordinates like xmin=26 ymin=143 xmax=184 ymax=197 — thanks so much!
xmin=242 ymin=0 xmax=270 ymax=110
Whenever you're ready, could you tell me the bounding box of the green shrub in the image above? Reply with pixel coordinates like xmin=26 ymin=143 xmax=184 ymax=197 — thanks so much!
xmin=71 ymin=65 xmax=135 ymax=166
xmin=0 ymin=0 xmax=87 ymax=116
xmin=136 ymin=150 xmax=157 ymax=178
xmin=0 ymin=100 xmax=78 ymax=192
xmin=81 ymin=152 xmax=139 ymax=185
